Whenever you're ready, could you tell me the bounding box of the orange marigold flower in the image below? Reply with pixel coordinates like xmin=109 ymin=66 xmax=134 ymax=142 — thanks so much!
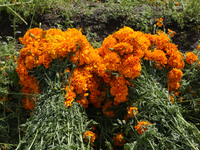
xmin=127 ymin=106 xmax=138 ymax=118
xmin=174 ymin=91 xmax=180 ymax=96
xmin=197 ymin=26 xmax=200 ymax=30
xmin=21 ymin=76 xmax=40 ymax=94
xmin=83 ymin=131 xmax=97 ymax=143
xmin=113 ymin=132 xmax=125 ymax=146
xmin=154 ymin=33 xmax=170 ymax=51
xmin=185 ymin=52 xmax=198 ymax=65
xmin=168 ymin=81 xmax=180 ymax=91
xmin=119 ymin=55 xmax=141 ymax=79
xmin=198 ymin=61 xmax=200 ymax=68
xmin=197 ymin=45 xmax=200 ymax=50
xmin=25 ymin=55 xmax=36 ymax=70
xmin=19 ymin=28 xmax=43 ymax=46
xmin=167 ymin=50 xmax=185 ymax=69
xmin=175 ymin=2 xmax=178 ymax=6
xmin=167 ymin=29 xmax=175 ymax=37
xmin=167 ymin=68 xmax=183 ymax=82
xmin=144 ymin=50 xmax=153 ymax=61
xmin=1 ymin=96 xmax=6 ymax=102
xmin=22 ymin=97 xmax=35 ymax=110
xmin=99 ymin=35 xmax=118 ymax=57
xmin=156 ymin=18 xmax=163 ymax=27
xmin=135 ymin=121 xmax=152 ymax=134
xmin=169 ymin=94 xmax=175 ymax=104
xmin=64 ymin=85 xmax=76 ymax=108
xmin=156 ymin=30 xmax=164 ymax=35
xmin=110 ymin=76 xmax=129 ymax=105
xmin=104 ymin=52 xmax=121 ymax=71
xmin=76 ymin=98 xmax=89 ymax=109
xmin=112 ymin=26 xmax=135 ymax=43
xmin=133 ymin=34 xmax=150 ymax=58
xmin=151 ymin=49 xmax=167 ymax=67
xmin=179 ymin=97 xmax=183 ymax=102
xmin=71 ymin=69 xmax=88 ymax=94
xmin=36 ymin=54 xmax=52 ymax=68
xmin=112 ymin=42 xmax=133 ymax=55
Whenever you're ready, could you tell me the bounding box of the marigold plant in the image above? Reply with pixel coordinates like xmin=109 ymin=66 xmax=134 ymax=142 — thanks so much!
xmin=185 ymin=52 xmax=198 ymax=65
xmin=14 ymin=26 xmax=200 ymax=149
xmin=156 ymin=18 xmax=163 ymax=27
xmin=113 ymin=132 xmax=125 ymax=147
xmin=135 ymin=121 xmax=152 ymax=135
xmin=83 ymin=131 xmax=97 ymax=143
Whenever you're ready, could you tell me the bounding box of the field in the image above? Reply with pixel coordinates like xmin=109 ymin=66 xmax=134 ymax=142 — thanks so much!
xmin=0 ymin=0 xmax=200 ymax=149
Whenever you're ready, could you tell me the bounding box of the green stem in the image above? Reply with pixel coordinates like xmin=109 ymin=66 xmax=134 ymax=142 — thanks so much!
xmin=0 ymin=143 xmax=18 ymax=146
xmin=13 ymin=6 xmax=16 ymax=39
xmin=7 ymin=6 xmax=28 ymax=25
xmin=177 ymin=98 xmax=200 ymax=103
xmin=175 ymin=115 xmax=199 ymax=150
xmin=80 ymin=134 xmax=85 ymax=150
xmin=17 ymin=110 xmax=21 ymax=149
xmin=27 ymin=129 xmax=38 ymax=150
xmin=0 ymin=1 xmax=32 ymax=7
xmin=148 ymin=139 xmax=155 ymax=150
xmin=29 ymin=3 xmax=37 ymax=29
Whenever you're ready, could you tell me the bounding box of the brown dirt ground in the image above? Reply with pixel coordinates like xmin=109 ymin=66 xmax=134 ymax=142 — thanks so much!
xmin=0 ymin=5 xmax=199 ymax=52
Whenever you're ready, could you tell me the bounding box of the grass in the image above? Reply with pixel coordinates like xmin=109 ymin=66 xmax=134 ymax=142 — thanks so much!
xmin=0 ymin=0 xmax=200 ymax=44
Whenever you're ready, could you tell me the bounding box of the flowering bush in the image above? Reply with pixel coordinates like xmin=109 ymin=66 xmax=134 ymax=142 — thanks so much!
xmin=13 ymin=25 xmax=200 ymax=149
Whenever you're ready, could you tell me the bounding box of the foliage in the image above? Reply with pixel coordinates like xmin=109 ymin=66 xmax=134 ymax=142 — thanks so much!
xmin=124 ymin=60 xmax=200 ymax=149
xmin=0 ymin=40 xmax=28 ymax=150
xmin=17 ymin=94 xmax=93 ymax=150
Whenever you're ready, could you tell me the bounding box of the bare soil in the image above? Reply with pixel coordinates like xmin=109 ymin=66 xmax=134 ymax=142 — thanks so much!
xmin=0 ymin=3 xmax=199 ymax=52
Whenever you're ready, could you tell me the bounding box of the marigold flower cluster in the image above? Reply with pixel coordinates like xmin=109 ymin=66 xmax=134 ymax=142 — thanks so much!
xmin=17 ymin=28 xmax=97 ymax=110
xmin=185 ymin=52 xmax=198 ymax=65
xmin=99 ymin=26 xmax=185 ymax=100
xmin=127 ymin=106 xmax=138 ymax=118
xmin=156 ymin=18 xmax=163 ymax=27
xmin=113 ymin=132 xmax=125 ymax=146
xmin=124 ymin=106 xmax=139 ymax=121
xmin=134 ymin=121 xmax=152 ymax=135
xmin=167 ymin=29 xmax=175 ymax=37
xmin=167 ymin=68 xmax=183 ymax=91
xmin=16 ymin=26 xmax=190 ymax=114
xmin=97 ymin=27 xmax=149 ymax=108
xmin=17 ymin=26 xmax=192 ymax=116
xmin=197 ymin=45 xmax=200 ymax=50
xmin=83 ymin=131 xmax=97 ymax=143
